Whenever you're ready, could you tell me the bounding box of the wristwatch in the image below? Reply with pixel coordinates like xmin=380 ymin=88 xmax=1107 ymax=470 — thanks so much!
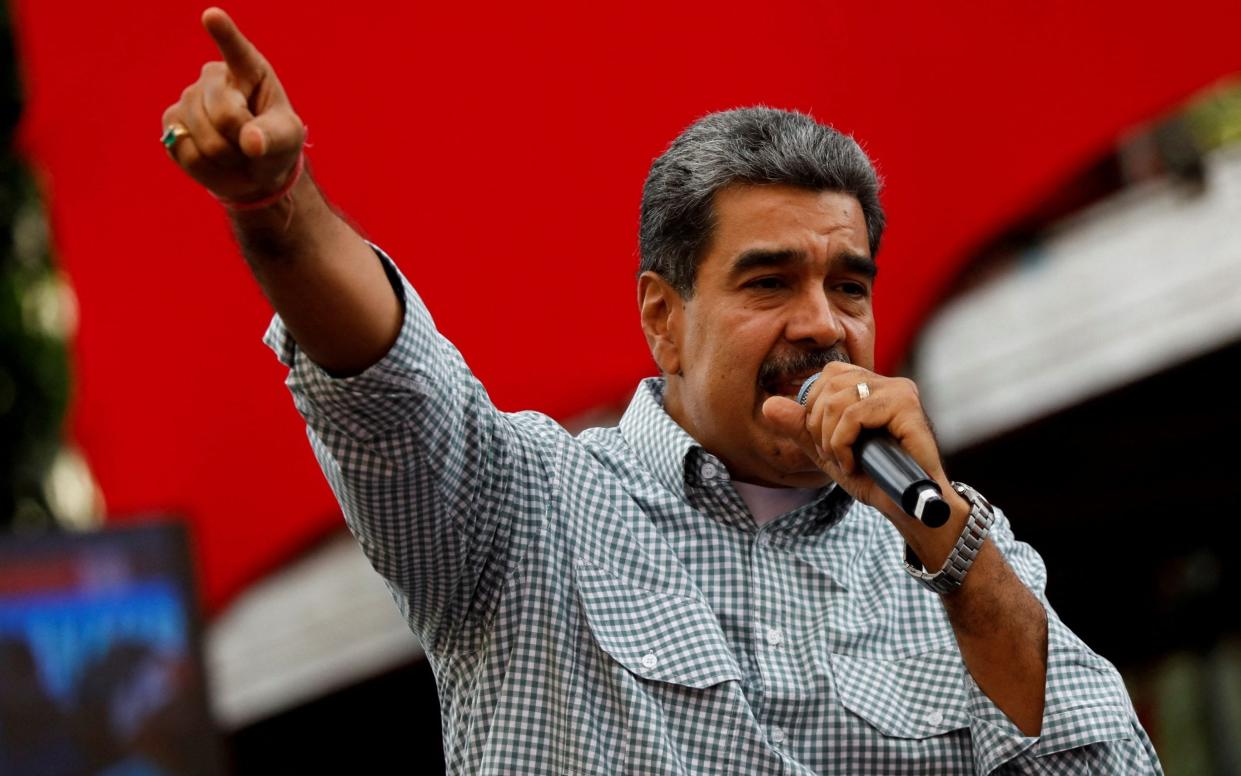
xmin=903 ymin=481 xmax=995 ymax=594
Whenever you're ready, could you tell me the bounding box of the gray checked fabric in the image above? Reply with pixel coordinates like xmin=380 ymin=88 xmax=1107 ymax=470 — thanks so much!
xmin=265 ymin=246 xmax=1163 ymax=775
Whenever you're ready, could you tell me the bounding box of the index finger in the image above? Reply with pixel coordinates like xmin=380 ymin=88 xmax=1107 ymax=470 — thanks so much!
xmin=201 ymin=7 xmax=266 ymax=87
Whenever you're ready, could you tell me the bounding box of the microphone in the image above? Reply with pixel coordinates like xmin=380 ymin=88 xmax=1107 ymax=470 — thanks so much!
xmin=797 ymin=374 xmax=949 ymax=527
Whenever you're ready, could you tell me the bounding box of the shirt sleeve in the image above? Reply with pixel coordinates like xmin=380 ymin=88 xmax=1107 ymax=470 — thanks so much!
xmin=263 ymin=244 xmax=554 ymax=653
xmin=965 ymin=507 xmax=1164 ymax=774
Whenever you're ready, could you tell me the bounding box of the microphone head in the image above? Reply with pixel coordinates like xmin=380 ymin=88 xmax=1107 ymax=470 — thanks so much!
xmin=796 ymin=373 xmax=820 ymax=406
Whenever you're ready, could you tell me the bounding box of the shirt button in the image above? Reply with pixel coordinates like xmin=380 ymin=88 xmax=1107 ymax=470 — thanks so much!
xmin=925 ymin=710 xmax=944 ymax=727
xmin=640 ymin=653 xmax=658 ymax=672
xmin=757 ymin=533 xmax=771 ymax=547
xmin=770 ymin=726 xmax=786 ymax=744
xmin=765 ymin=626 xmax=784 ymax=647
xmin=700 ymin=462 xmax=720 ymax=481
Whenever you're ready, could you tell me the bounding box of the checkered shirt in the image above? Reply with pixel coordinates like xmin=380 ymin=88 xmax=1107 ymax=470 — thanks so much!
xmin=265 ymin=247 xmax=1162 ymax=774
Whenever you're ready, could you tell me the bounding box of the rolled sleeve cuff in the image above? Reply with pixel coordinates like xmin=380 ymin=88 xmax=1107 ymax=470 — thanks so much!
xmin=261 ymin=243 xmax=440 ymax=442
xmin=966 ymin=617 xmax=1145 ymax=774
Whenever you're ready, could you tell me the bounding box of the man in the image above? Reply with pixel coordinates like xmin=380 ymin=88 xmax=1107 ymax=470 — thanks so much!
xmin=163 ymin=8 xmax=1162 ymax=773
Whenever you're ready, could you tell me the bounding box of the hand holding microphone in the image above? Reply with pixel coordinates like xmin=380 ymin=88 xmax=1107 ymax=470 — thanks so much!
xmin=791 ymin=370 xmax=949 ymax=528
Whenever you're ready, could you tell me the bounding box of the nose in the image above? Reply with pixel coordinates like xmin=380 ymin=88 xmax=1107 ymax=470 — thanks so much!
xmin=784 ymin=286 xmax=844 ymax=347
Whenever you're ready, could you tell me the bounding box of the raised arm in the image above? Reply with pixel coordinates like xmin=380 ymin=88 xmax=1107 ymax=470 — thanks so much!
xmin=160 ymin=10 xmax=552 ymax=653
xmin=161 ymin=7 xmax=400 ymax=376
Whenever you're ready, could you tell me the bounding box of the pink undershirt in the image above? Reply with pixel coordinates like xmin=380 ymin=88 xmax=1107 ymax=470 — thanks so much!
xmin=732 ymin=480 xmax=823 ymax=525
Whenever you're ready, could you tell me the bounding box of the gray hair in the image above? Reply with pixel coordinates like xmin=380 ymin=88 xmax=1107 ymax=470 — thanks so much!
xmin=638 ymin=107 xmax=885 ymax=296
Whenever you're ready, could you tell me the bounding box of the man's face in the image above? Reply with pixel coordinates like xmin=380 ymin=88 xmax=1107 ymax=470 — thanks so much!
xmin=641 ymin=184 xmax=876 ymax=488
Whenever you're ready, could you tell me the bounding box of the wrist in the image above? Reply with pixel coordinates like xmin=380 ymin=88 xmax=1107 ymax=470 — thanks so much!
xmin=901 ymin=487 xmax=970 ymax=570
xmin=903 ymin=482 xmax=996 ymax=595
xmin=215 ymin=152 xmax=306 ymax=212
xmin=227 ymin=171 xmax=327 ymax=262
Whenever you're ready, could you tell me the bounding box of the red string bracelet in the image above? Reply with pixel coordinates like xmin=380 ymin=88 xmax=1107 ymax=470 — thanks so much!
xmin=215 ymin=151 xmax=305 ymax=212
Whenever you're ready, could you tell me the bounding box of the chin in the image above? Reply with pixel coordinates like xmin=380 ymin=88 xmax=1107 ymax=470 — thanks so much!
xmin=778 ymin=469 xmax=832 ymax=489
xmin=757 ymin=440 xmax=830 ymax=488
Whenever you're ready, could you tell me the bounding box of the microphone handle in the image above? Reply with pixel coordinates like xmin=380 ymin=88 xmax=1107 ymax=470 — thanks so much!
xmin=855 ymin=431 xmax=950 ymax=528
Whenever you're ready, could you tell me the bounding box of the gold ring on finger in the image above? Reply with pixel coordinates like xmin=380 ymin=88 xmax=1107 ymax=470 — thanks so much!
xmin=161 ymin=123 xmax=190 ymax=150
xmin=856 ymin=381 xmax=870 ymax=400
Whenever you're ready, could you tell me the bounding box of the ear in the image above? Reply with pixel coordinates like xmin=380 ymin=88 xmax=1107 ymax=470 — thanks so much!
xmin=637 ymin=271 xmax=684 ymax=375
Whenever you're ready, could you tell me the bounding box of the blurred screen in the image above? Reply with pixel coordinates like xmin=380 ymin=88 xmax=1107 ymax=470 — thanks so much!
xmin=0 ymin=522 xmax=224 ymax=776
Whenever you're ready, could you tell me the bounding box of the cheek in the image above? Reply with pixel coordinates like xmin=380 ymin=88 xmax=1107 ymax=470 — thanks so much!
xmin=700 ymin=315 xmax=770 ymax=368
xmin=686 ymin=306 xmax=787 ymax=400
xmin=844 ymin=318 xmax=876 ymax=368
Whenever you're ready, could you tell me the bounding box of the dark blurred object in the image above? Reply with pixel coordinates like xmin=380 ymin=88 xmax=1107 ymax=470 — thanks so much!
xmin=0 ymin=637 xmax=85 ymax=775
xmin=0 ymin=0 xmax=72 ymax=534
xmin=229 ymin=657 xmax=443 ymax=775
xmin=947 ymin=340 xmax=1241 ymax=663
xmin=947 ymin=333 xmax=1241 ymax=775
xmin=0 ymin=521 xmax=226 ymax=775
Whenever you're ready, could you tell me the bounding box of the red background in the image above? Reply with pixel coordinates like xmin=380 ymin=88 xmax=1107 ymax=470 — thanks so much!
xmin=10 ymin=0 xmax=1241 ymax=612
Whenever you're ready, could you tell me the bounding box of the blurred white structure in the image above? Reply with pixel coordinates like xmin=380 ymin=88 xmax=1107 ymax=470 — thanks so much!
xmin=915 ymin=145 xmax=1241 ymax=452
xmin=207 ymin=534 xmax=421 ymax=728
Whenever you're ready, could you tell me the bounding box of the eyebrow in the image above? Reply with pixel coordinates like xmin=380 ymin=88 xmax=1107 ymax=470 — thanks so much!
xmin=727 ymin=248 xmax=878 ymax=281
xmin=840 ymin=252 xmax=879 ymax=281
xmin=728 ymin=248 xmax=804 ymax=279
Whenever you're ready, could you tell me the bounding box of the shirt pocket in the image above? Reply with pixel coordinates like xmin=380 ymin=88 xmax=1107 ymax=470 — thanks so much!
xmin=829 ymin=646 xmax=971 ymax=739
xmin=568 ymin=562 xmax=747 ymax=774
xmin=573 ymin=560 xmax=742 ymax=688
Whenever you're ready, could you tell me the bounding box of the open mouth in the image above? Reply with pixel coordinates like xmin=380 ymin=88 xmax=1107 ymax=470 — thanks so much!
xmin=759 ymin=370 xmax=822 ymax=400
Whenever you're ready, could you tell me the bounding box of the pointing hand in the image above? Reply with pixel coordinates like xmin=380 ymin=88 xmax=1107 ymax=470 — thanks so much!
xmin=161 ymin=8 xmax=305 ymax=203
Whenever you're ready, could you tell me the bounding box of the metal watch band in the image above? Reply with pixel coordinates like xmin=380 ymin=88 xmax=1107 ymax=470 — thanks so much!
xmin=903 ymin=481 xmax=995 ymax=594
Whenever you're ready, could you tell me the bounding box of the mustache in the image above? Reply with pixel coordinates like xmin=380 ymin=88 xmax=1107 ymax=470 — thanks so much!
xmin=757 ymin=349 xmax=851 ymax=394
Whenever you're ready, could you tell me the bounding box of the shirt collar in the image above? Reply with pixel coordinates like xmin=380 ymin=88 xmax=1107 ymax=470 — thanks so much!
xmin=618 ymin=377 xmax=843 ymax=510
xmin=618 ymin=377 xmax=703 ymax=498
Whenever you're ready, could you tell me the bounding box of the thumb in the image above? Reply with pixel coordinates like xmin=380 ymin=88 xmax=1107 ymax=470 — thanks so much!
xmin=238 ymin=109 xmax=304 ymax=159
xmin=761 ymin=396 xmax=819 ymax=459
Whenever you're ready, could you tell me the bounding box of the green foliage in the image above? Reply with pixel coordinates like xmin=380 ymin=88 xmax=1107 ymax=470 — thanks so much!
xmin=1185 ymin=78 xmax=1241 ymax=152
xmin=0 ymin=1 xmax=71 ymax=532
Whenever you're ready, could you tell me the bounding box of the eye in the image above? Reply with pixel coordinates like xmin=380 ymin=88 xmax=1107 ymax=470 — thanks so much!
xmin=746 ymin=276 xmax=787 ymax=291
xmin=836 ymin=282 xmax=869 ymax=298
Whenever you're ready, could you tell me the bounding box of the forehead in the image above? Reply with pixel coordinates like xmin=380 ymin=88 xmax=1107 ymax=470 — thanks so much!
xmin=704 ymin=184 xmax=869 ymax=266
